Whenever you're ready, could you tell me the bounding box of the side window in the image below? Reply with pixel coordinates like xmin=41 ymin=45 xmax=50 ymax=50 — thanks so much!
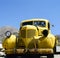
xmin=48 ymin=22 xmax=50 ymax=30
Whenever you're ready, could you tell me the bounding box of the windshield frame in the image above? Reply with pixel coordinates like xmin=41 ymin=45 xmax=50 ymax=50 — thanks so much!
xmin=21 ymin=20 xmax=46 ymax=27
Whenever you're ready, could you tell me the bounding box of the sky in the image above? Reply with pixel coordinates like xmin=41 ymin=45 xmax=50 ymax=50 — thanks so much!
xmin=0 ymin=0 xmax=60 ymax=35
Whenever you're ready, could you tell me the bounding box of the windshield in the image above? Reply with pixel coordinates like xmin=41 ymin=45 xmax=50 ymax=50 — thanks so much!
xmin=34 ymin=21 xmax=46 ymax=27
xmin=22 ymin=21 xmax=33 ymax=26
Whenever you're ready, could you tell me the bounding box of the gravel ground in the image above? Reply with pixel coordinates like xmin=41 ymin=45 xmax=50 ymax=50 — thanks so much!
xmin=0 ymin=55 xmax=60 ymax=58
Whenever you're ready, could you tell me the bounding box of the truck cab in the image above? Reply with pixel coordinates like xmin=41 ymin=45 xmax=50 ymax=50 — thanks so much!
xmin=20 ymin=19 xmax=50 ymax=37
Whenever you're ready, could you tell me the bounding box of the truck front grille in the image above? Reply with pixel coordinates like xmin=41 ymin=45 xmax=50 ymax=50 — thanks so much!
xmin=27 ymin=29 xmax=35 ymax=38
xmin=21 ymin=29 xmax=36 ymax=38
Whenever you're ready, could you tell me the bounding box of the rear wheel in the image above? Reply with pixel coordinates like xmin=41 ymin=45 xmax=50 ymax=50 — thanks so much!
xmin=53 ymin=39 xmax=56 ymax=53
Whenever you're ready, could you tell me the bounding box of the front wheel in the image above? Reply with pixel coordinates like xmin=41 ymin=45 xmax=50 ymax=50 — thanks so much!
xmin=21 ymin=54 xmax=40 ymax=58
xmin=5 ymin=54 xmax=17 ymax=58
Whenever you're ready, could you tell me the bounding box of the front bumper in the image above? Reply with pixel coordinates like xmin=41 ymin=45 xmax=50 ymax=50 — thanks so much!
xmin=4 ymin=48 xmax=53 ymax=54
xmin=16 ymin=48 xmax=53 ymax=54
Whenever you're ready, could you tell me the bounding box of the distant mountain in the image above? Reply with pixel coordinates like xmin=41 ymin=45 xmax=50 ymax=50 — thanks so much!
xmin=0 ymin=26 xmax=18 ymax=43
xmin=55 ymin=35 xmax=60 ymax=41
xmin=55 ymin=35 xmax=60 ymax=46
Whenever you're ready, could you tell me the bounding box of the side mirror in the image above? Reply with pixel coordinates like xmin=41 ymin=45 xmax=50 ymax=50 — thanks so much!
xmin=42 ymin=30 xmax=48 ymax=37
xmin=5 ymin=31 xmax=11 ymax=38
xmin=52 ymin=25 xmax=54 ymax=27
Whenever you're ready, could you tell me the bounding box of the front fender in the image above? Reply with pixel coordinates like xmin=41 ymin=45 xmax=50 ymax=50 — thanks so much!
xmin=34 ymin=33 xmax=56 ymax=48
xmin=2 ymin=35 xmax=17 ymax=54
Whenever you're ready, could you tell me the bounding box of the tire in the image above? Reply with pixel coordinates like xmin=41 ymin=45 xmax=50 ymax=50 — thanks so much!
xmin=53 ymin=39 xmax=56 ymax=53
xmin=5 ymin=54 xmax=17 ymax=58
xmin=53 ymin=46 xmax=56 ymax=53
xmin=47 ymin=54 xmax=54 ymax=58
xmin=21 ymin=54 xmax=40 ymax=58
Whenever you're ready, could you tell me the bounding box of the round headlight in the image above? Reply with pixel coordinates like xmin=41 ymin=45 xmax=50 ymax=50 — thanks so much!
xmin=42 ymin=30 xmax=48 ymax=37
xmin=5 ymin=31 xmax=11 ymax=38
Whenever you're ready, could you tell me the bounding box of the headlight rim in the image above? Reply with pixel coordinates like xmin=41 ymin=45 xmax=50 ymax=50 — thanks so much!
xmin=5 ymin=31 xmax=11 ymax=38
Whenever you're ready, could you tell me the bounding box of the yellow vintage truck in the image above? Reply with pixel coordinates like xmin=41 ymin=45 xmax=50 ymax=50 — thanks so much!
xmin=2 ymin=19 xmax=58 ymax=58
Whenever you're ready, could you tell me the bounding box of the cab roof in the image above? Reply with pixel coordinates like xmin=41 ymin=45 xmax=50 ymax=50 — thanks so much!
xmin=21 ymin=18 xmax=49 ymax=23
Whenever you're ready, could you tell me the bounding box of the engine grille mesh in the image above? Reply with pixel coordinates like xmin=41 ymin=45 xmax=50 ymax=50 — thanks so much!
xmin=21 ymin=29 xmax=35 ymax=38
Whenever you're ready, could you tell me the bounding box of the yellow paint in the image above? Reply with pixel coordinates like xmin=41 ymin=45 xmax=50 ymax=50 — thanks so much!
xmin=2 ymin=19 xmax=57 ymax=54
